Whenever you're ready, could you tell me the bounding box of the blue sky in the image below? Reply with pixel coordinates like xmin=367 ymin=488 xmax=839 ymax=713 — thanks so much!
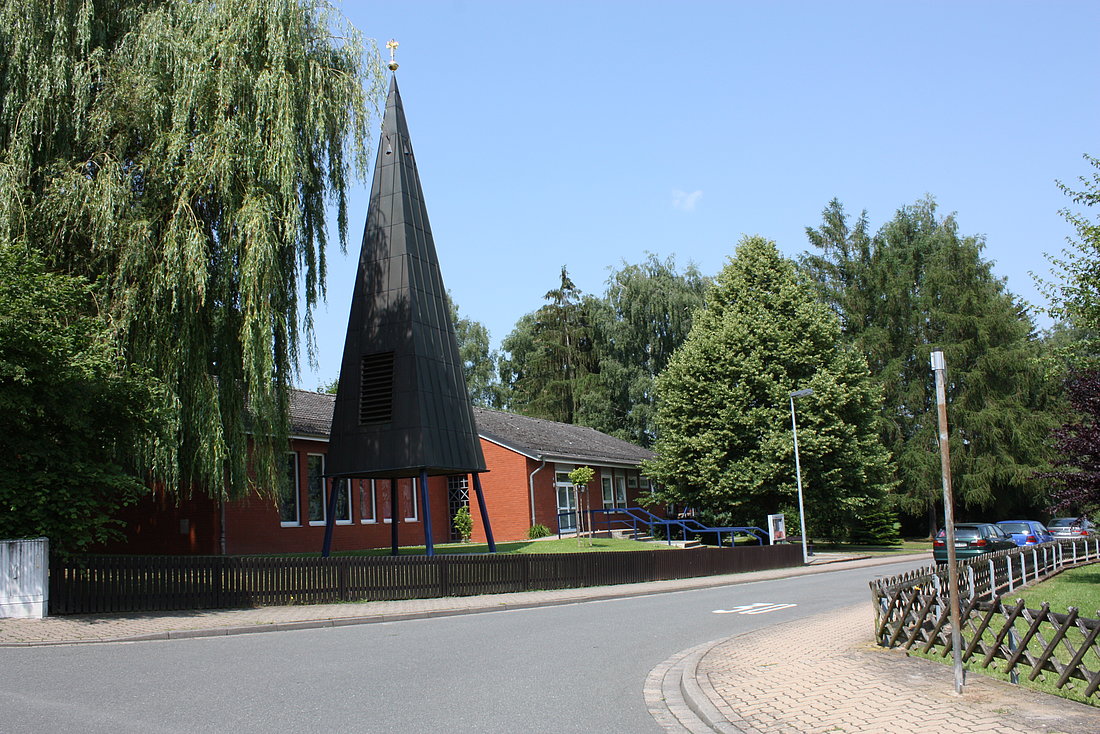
xmin=298 ymin=0 xmax=1100 ymax=390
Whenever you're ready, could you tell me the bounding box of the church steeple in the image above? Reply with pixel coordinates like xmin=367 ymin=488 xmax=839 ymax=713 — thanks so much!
xmin=327 ymin=72 xmax=487 ymax=482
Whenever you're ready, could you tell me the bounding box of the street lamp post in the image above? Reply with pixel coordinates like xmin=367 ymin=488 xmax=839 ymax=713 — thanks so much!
xmin=789 ymin=388 xmax=814 ymax=565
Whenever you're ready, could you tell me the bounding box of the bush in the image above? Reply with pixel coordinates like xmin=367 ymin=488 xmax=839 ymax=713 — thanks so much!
xmin=453 ymin=505 xmax=473 ymax=542
xmin=527 ymin=523 xmax=551 ymax=539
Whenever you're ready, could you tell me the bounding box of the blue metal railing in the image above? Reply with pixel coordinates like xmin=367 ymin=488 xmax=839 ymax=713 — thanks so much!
xmin=556 ymin=507 xmax=767 ymax=547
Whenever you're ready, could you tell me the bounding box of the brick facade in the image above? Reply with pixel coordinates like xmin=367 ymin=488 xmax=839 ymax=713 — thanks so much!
xmin=102 ymin=394 xmax=658 ymax=555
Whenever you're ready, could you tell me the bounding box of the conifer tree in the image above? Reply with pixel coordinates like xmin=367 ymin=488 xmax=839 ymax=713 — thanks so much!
xmin=498 ymin=267 xmax=598 ymax=423
xmin=0 ymin=1 xmax=384 ymax=499
xmin=803 ymin=198 xmax=1054 ymax=522
xmin=645 ymin=237 xmax=896 ymax=540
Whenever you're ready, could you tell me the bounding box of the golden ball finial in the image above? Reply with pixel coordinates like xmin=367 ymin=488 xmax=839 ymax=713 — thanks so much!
xmin=386 ymin=39 xmax=399 ymax=71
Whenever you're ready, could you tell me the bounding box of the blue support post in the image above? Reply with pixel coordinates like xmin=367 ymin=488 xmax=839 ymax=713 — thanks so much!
xmin=471 ymin=473 xmax=496 ymax=553
xmin=420 ymin=469 xmax=435 ymax=556
xmin=390 ymin=482 xmax=399 ymax=556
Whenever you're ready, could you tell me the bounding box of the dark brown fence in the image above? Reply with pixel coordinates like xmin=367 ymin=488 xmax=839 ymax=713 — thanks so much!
xmin=50 ymin=544 xmax=803 ymax=615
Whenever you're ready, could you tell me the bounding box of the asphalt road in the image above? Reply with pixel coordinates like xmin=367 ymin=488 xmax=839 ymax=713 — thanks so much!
xmin=3 ymin=559 xmax=926 ymax=734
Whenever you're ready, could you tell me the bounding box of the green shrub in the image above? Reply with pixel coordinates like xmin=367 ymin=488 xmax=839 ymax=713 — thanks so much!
xmin=527 ymin=523 xmax=552 ymax=539
xmin=453 ymin=505 xmax=473 ymax=542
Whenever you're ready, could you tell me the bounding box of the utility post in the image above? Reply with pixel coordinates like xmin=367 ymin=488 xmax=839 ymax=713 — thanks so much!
xmin=931 ymin=348 xmax=964 ymax=694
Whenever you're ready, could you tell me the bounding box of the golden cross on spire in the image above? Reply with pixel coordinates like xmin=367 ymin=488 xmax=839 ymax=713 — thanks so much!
xmin=386 ymin=39 xmax=399 ymax=71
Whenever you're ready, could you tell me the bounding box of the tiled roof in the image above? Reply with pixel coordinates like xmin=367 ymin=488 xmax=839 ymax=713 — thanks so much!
xmin=289 ymin=389 xmax=338 ymax=436
xmin=288 ymin=389 xmax=653 ymax=467
xmin=472 ymin=407 xmax=654 ymax=466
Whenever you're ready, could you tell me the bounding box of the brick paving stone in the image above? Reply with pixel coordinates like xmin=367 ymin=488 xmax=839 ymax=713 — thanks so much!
xmin=686 ymin=602 xmax=1100 ymax=734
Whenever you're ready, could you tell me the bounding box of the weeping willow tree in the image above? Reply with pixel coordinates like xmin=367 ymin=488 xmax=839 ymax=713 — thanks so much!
xmin=0 ymin=0 xmax=385 ymax=499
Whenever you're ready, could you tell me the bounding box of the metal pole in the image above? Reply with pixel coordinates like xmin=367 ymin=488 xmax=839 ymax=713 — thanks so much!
xmin=932 ymin=349 xmax=964 ymax=695
xmin=321 ymin=478 xmax=339 ymax=558
xmin=471 ymin=473 xmax=496 ymax=553
xmin=420 ymin=469 xmax=434 ymax=556
xmin=390 ymin=482 xmax=399 ymax=556
xmin=789 ymin=389 xmax=813 ymax=565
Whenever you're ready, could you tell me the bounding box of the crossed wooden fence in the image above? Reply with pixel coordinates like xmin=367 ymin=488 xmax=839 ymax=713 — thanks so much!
xmin=871 ymin=538 xmax=1100 ymax=701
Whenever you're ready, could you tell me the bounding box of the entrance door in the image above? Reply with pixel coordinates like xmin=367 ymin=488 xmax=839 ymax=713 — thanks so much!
xmin=447 ymin=475 xmax=470 ymax=542
xmin=555 ymin=471 xmax=576 ymax=531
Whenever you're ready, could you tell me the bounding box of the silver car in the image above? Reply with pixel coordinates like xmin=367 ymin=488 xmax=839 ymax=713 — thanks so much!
xmin=1049 ymin=517 xmax=1096 ymax=539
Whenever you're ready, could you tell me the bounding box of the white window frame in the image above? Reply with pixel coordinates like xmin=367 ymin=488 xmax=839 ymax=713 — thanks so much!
xmin=601 ymin=476 xmax=614 ymax=508
xmin=360 ymin=479 xmax=377 ymax=524
xmin=280 ymin=452 xmax=301 ymax=527
xmin=334 ymin=478 xmax=353 ymax=525
xmin=380 ymin=479 xmax=395 ymax=524
xmin=403 ymin=477 xmax=419 ymax=523
xmin=307 ymin=453 xmax=327 ymax=526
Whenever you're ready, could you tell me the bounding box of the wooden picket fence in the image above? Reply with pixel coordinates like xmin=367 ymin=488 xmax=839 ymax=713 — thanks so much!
xmin=50 ymin=544 xmax=804 ymax=614
xmin=871 ymin=538 xmax=1100 ymax=701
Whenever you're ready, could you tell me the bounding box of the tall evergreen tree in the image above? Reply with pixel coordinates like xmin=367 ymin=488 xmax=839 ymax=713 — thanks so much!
xmin=803 ymin=198 xmax=1054 ymax=522
xmin=645 ymin=237 xmax=896 ymax=539
xmin=498 ymin=267 xmax=598 ymax=423
xmin=0 ymin=1 xmax=384 ymax=499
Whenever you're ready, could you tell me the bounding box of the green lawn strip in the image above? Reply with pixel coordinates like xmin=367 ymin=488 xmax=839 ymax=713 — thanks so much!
xmin=1010 ymin=563 xmax=1100 ymax=617
xmin=318 ymin=536 xmax=672 ymax=557
xmin=813 ymin=540 xmax=931 ymax=556
xmin=907 ymin=562 xmax=1100 ymax=707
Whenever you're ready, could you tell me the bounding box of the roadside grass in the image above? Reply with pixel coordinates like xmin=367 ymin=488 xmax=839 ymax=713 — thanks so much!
xmin=814 ymin=540 xmax=931 ymax=556
xmin=1010 ymin=563 xmax=1100 ymax=616
xmin=320 ymin=536 xmax=671 ymax=556
xmin=907 ymin=561 xmax=1100 ymax=707
xmin=282 ymin=538 xmax=931 ymax=558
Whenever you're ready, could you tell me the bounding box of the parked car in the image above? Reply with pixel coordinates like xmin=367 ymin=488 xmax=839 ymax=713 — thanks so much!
xmin=1049 ymin=517 xmax=1096 ymax=539
xmin=996 ymin=520 xmax=1054 ymax=547
xmin=933 ymin=523 xmax=1016 ymax=563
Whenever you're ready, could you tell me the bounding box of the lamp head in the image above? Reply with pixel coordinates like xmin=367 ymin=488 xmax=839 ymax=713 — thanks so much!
xmin=790 ymin=388 xmax=814 ymax=398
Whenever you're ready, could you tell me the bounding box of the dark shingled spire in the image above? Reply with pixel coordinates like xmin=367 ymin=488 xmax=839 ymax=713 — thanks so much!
xmin=327 ymin=76 xmax=487 ymax=479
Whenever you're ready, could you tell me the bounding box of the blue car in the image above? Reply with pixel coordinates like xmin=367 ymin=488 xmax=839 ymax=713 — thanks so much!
xmin=996 ymin=520 xmax=1054 ymax=546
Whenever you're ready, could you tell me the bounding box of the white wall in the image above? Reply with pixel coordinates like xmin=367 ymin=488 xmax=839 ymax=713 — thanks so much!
xmin=1 ymin=538 xmax=49 ymax=618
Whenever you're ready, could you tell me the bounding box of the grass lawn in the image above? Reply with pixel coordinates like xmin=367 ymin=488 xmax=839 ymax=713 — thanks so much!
xmin=813 ymin=540 xmax=932 ymax=556
xmin=324 ymin=536 xmax=673 ymax=556
xmin=312 ymin=538 xmax=931 ymax=558
xmin=1010 ymin=563 xmax=1100 ymax=616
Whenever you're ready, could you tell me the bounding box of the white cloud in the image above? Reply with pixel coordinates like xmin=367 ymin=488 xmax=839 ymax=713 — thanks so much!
xmin=672 ymin=189 xmax=703 ymax=211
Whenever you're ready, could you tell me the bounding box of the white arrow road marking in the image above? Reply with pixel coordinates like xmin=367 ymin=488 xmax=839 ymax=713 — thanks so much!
xmin=712 ymin=602 xmax=797 ymax=615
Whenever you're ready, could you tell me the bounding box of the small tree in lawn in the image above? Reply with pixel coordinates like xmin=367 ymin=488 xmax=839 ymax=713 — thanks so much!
xmin=453 ymin=505 xmax=474 ymax=543
xmin=568 ymin=466 xmax=596 ymax=546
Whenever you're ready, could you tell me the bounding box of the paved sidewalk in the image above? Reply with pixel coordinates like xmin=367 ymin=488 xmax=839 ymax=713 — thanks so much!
xmin=0 ymin=551 xmax=893 ymax=646
xmin=649 ymin=603 xmax=1100 ymax=734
